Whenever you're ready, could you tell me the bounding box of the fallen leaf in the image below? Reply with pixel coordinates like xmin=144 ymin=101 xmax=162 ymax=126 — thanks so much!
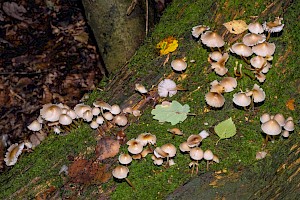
xmin=223 ymin=20 xmax=248 ymax=34
xmin=151 ymin=100 xmax=190 ymax=125
xmin=286 ymin=98 xmax=295 ymax=110
xmin=156 ymin=36 xmax=178 ymax=56
xmin=214 ymin=118 xmax=236 ymax=143
xmin=95 ymin=137 xmax=120 ymax=161
xmin=2 ymin=2 xmax=27 ymax=21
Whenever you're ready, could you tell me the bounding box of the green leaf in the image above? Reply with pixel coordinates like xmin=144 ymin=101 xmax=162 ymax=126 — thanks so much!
xmin=151 ymin=100 xmax=190 ymax=125
xmin=214 ymin=118 xmax=236 ymax=141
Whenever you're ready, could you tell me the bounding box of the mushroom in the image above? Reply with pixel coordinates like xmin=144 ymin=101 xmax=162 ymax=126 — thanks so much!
xmin=27 ymin=120 xmax=42 ymax=132
xmin=233 ymin=92 xmax=251 ymax=108
xmin=189 ymin=147 xmax=204 ymax=174
xmin=96 ymin=116 xmax=104 ymax=125
xmin=191 ymin=25 xmax=210 ymax=38
xmin=103 ymin=112 xmax=114 ymax=121
xmin=210 ymin=80 xmax=225 ymax=93
xmin=250 ymin=84 xmax=266 ymax=103
xmin=171 ymin=58 xmax=187 ymax=72
xmin=4 ymin=143 xmax=25 ymax=166
xmin=242 ymin=33 xmax=266 ymax=46
xmin=255 ymin=72 xmax=266 ymax=83
xmin=40 ymin=103 xmax=62 ymax=122
xmin=74 ymin=104 xmax=92 ymax=119
xmin=127 ymin=139 xmax=143 ymax=155
xmin=114 ymin=114 xmax=128 ymax=126
xmin=230 ymin=43 xmax=253 ymax=57
xmin=281 ymin=130 xmax=289 ymax=138
xmin=263 ymin=17 xmax=284 ymax=40
xmin=92 ymin=107 xmax=101 ymax=116
xmin=82 ymin=110 xmax=93 ymax=122
xmin=273 ymin=113 xmax=285 ymax=126
xmin=248 ymin=22 xmax=264 ymax=34
xmin=157 ymin=79 xmax=178 ymax=97
xmin=260 ymin=113 xmax=271 ymax=123
xmin=112 ymin=165 xmax=135 ymax=189
xmin=256 ymin=151 xmax=267 ymax=160
xmin=252 ymin=42 xmax=276 ymax=57
xmin=167 ymin=128 xmax=183 ymax=138
xmin=111 ymin=104 xmax=121 ymax=115
xmin=59 ymin=114 xmax=73 ymax=126
xmin=199 ymin=130 xmax=210 ymax=139
xmin=118 ymin=153 xmax=132 ymax=165
xmin=284 ymin=120 xmax=294 ymax=132
xmin=136 ymin=133 xmax=157 ymax=146
xmin=200 ymin=31 xmax=225 ymax=50
xmin=187 ymin=134 xmax=202 ymax=147
xmin=250 ymin=56 xmax=266 ymax=69
xmin=261 ymin=119 xmax=282 ymax=144
xmin=161 ymin=143 xmax=177 ymax=166
xmin=205 ymin=92 xmax=225 ymax=108
xmin=203 ymin=149 xmax=214 ymax=170
xmin=210 ymin=53 xmax=229 ymax=76
xmin=135 ymin=83 xmax=148 ymax=95
xmin=209 ymin=51 xmax=223 ymax=62
xmin=179 ymin=142 xmax=191 ymax=153
xmin=151 ymin=155 xmax=164 ymax=166
xmin=219 ymin=77 xmax=237 ymax=92
xmin=90 ymin=120 xmax=99 ymax=129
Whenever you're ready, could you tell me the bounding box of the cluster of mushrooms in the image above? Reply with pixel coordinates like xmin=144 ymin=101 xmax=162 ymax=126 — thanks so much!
xmin=4 ymin=100 xmax=141 ymax=166
xmin=260 ymin=113 xmax=295 ymax=142
xmin=191 ymin=17 xmax=284 ymax=109
xmin=179 ymin=130 xmax=219 ymax=174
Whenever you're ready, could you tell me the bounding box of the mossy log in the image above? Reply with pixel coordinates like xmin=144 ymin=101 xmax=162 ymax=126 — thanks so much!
xmin=1 ymin=0 xmax=299 ymax=199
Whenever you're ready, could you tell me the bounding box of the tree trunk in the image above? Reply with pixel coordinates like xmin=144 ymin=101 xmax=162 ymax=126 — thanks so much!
xmin=81 ymin=0 xmax=147 ymax=75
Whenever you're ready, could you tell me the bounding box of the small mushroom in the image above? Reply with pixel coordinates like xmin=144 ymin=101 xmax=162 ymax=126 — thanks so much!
xmin=171 ymin=58 xmax=187 ymax=72
xmin=233 ymin=92 xmax=251 ymax=108
xmin=203 ymin=149 xmax=214 ymax=170
xmin=112 ymin=165 xmax=135 ymax=189
xmin=4 ymin=143 xmax=25 ymax=166
xmin=187 ymin=134 xmax=202 ymax=147
xmin=127 ymin=139 xmax=143 ymax=155
xmin=205 ymin=92 xmax=225 ymax=108
xmin=191 ymin=25 xmax=210 ymax=38
xmin=167 ymin=128 xmax=183 ymax=138
xmin=200 ymin=31 xmax=225 ymax=50
xmin=118 ymin=153 xmax=132 ymax=165
xmin=248 ymin=22 xmax=264 ymax=34
xmin=158 ymin=79 xmax=177 ymax=97
xmin=261 ymin=119 xmax=282 ymax=144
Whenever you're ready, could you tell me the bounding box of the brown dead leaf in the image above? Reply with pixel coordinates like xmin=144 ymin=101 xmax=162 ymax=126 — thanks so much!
xmin=286 ymin=98 xmax=295 ymax=111
xmin=2 ymin=2 xmax=30 ymax=21
xmin=68 ymin=159 xmax=112 ymax=184
xmin=223 ymin=20 xmax=248 ymax=34
xmin=73 ymin=32 xmax=89 ymax=44
xmin=95 ymin=137 xmax=120 ymax=161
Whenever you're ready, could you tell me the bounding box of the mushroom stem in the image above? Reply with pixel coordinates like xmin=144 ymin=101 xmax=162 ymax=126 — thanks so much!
xmin=195 ymin=161 xmax=199 ymax=174
xmin=266 ymin=32 xmax=271 ymax=41
xmin=218 ymin=47 xmax=222 ymax=53
xmin=241 ymin=56 xmax=250 ymax=65
xmin=210 ymin=47 xmax=214 ymax=52
xmin=125 ymin=177 xmax=135 ymax=189
xmin=206 ymin=160 xmax=210 ymax=171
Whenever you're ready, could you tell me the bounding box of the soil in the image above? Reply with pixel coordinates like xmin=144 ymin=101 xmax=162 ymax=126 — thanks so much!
xmin=0 ymin=0 xmax=104 ymax=147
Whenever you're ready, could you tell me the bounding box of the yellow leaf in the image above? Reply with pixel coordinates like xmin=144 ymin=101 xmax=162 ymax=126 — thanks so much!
xmin=286 ymin=98 xmax=295 ymax=110
xmin=223 ymin=20 xmax=248 ymax=34
xmin=156 ymin=36 xmax=178 ymax=56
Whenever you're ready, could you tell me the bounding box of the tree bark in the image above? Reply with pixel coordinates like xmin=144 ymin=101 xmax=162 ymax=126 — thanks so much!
xmin=81 ymin=0 xmax=147 ymax=75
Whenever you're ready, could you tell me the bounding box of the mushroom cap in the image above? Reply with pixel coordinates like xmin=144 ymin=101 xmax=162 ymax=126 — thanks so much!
xmin=281 ymin=130 xmax=290 ymax=138
xmin=92 ymin=107 xmax=101 ymax=116
xmin=67 ymin=110 xmax=77 ymax=119
xmin=205 ymin=92 xmax=225 ymax=108
xmin=158 ymin=79 xmax=177 ymax=97
xmin=27 ymin=120 xmax=42 ymax=131
xmin=199 ymin=130 xmax=210 ymax=139
xmin=151 ymin=155 xmax=164 ymax=165
xmin=273 ymin=113 xmax=285 ymax=126
xmin=127 ymin=139 xmax=143 ymax=154
xmin=132 ymin=109 xmax=141 ymax=117
xmin=111 ymin=104 xmax=121 ymax=115
xmin=209 ymin=51 xmax=223 ymax=62
xmin=90 ymin=120 xmax=99 ymax=129
xmin=260 ymin=113 xmax=271 ymax=123
xmin=200 ymin=31 xmax=225 ymax=48
xmin=4 ymin=143 xmax=25 ymax=166
xmin=248 ymin=22 xmax=264 ymax=34
xmin=154 ymin=147 xmax=169 ymax=158
xmin=255 ymin=72 xmax=266 ymax=83
xmin=263 ymin=17 xmax=284 ymax=33
xmin=189 ymin=147 xmax=204 ymax=161
xmin=213 ymin=65 xmax=228 ymax=76
xmin=103 ymin=112 xmax=114 ymax=121
xmin=219 ymin=77 xmax=237 ymax=92
xmin=210 ymin=80 xmax=224 ymax=93
xmin=179 ymin=142 xmax=191 ymax=152
xmin=74 ymin=104 xmax=91 ymax=118
xmin=40 ymin=103 xmax=62 ymax=122
xmin=93 ymin=100 xmax=112 ymax=111
xmin=250 ymin=56 xmax=266 ymax=68
xmin=187 ymin=134 xmax=202 ymax=147
xmin=256 ymin=151 xmax=267 ymax=160
xmin=233 ymin=92 xmax=251 ymax=107
xmin=168 ymin=128 xmax=183 ymax=136
xmin=284 ymin=120 xmax=294 ymax=131
xmin=112 ymin=165 xmax=129 ymax=179
xmin=59 ymin=114 xmax=73 ymax=125
xmin=171 ymin=58 xmax=187 ymax=72
xmin=203 ymin=149 xmax=214 ymax=161
xmin=161 ymin=143 xmax=177 ymax=157
xmin=96 ymin=116 xmax=104 ymax=125
xmin=82 ymin=110 xmax=93 ymax=122
xmin=135 ymin=83 xmax=148 ymax=94
xmin=261 ymin=119 xmax=282 ymax=136
xmin=122 ymin=107 xmax=133 ymax=114
xmin=114 ymin=115 xmax=128 ymax=126
xmin=242 ymin=33 xmax=266 ymax=46
xmin=136 ymin=133 xmax=157 ymax=146
xmin=118 ymin=153 xmax=132 ymax=165
xmin=251 ymin=84 xmax=266 ymax=103
xmin=252 ymin=42 xmax=276 ymax=57
xmin=191 ymin=25 xmax=210 ymax=38
xmin=230 ymin=43 xmax=253 ymax=57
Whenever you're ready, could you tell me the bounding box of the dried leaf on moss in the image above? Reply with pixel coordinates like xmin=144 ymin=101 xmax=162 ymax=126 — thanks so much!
xmin=223 ymin=20 xmax=248 ymax=34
